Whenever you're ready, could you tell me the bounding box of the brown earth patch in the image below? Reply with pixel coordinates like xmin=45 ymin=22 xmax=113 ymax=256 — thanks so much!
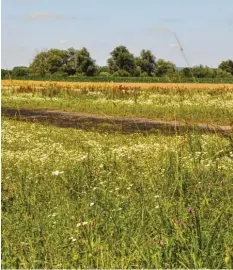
xmin=2 ymin=107 xmax=233 ymax=136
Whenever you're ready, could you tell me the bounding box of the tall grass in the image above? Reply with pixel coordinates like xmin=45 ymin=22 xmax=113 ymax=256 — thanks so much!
xmin=2 ymin=119 xmax=233 ymax=269
xmin=2 ymin=82 xmax=233 ymax=125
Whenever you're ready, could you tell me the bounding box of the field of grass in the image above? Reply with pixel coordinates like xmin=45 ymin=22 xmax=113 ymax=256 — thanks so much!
xmin=2 ymin=75 xmax=233 ymax=84
xmin=2 ymin=79 xmax=233 ymax=268
xmin=2 ymin=80 xmax=233 ymax=125
xmin=2 ymin=119 xmax=233 ymax=269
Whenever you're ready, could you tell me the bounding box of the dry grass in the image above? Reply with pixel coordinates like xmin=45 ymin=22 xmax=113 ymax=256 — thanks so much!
xmin=2 ymin=79 xmax=233 ymax=91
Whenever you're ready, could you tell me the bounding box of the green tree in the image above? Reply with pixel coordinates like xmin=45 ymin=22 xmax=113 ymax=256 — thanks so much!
xmin=218 ymin=60 xmax=233 ymax=75
xmin=135 ymin=50 xmax=157 ymax=76
xmin=1 ymin=69 xmax=11 ymax=79
xmin=107 ymin=46 xmax=136 ymax=75
xmin=191 ymin=65 xmax=215 ymax=78
xmin=29 ymin=51 xmax=49 ymax=77
xmin=215 ymin=68 xmax=232 ymax=78
xmin=62 ymin=47 xmax=77 ymax=76
xmin=12 ymin=66 xmax=29 ymax=77
xmin=156 ymin=59 xmax=176 ymax=76
xmin=76 ymin=47 xmax=97 ymax=76
xmin=181 ymin=67 xmax=192 ymax=77
xmin=46 ymin=49 xmax=68 ymax=74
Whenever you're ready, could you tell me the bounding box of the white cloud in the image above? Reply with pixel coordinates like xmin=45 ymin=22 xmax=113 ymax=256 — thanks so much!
xmin=25 ymin=12 xmax=75 ymax=21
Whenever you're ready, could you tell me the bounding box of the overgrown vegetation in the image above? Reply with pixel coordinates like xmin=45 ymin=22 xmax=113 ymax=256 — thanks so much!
xmin=2 ymin=80 xmax=233 ymax=125
xmin=2 ymin=119 xmax=233 ymax=269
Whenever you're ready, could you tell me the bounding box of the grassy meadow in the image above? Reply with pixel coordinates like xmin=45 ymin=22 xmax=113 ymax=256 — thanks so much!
xmin=1 ymin=80 xmax=233 ymax=268
xmin=2 ymin=80 xmax=233 ymax=125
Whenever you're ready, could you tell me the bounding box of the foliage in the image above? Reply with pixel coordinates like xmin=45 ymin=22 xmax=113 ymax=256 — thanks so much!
xmin=112 ymin=69 xmax=131 ymax=77
xmin=107 ymin=46 xmax=136 ymax=75
xmin=12 ymin=66 xmax=29 ymax=77
xmin=156 ymin=59 xmax=176 ymax=76
xmin=135 ymin=50 xmax=157 ymax=76
xmin=29 ymin=51 xmax=50 ymax=77
xmin=75 ymin=47 xmax=97 ymax=76
xmin=4 ymin=46 xmax=233 ymax=81
xmin=98 ymin=72 xmax=110 ymax=77
xmin=219 ymin=60 xmax=233 ymax=75
xmin=1 ymin=69 xmax=11 ymax=79
xmin=29 ymin=47 xmax=97 ymax=77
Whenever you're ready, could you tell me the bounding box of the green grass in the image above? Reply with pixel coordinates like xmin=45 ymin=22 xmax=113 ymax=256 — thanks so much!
xmin=2 ymin=75 xmax=233 ymax=83
xmin=2 ymin=86 xmax=233 ymax=125
xmin=2 ymin=119 xmax=233 ymax=268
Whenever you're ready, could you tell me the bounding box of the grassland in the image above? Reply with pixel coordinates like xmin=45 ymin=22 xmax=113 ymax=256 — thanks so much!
xmin=2 ymin=80 xmax=233 ymax=125
xmin=2 ymin=80 xmax=233 ymax=268
xmin=2 ymin=119 xmax=233 ymax=269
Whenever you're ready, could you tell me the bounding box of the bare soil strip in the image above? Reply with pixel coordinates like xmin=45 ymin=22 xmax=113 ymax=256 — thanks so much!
xmin=2 ymin=107 xmax=233 ymax=136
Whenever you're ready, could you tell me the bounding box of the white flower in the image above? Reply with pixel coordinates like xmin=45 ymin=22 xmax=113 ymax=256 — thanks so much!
xmin=119 ymin=208 xmax=122 ymax=211
xmin=155 ymin=205 xmax=159 ymax=209
xmin=93 ymin=187 xmax=97 ymax=191
xmin=52 ymin=170 xmax=63 ymax=176
xmin=89 ymin=202 xmax=95 ymax=207
xmin=77 ymin=221 xmax=88 ymax=227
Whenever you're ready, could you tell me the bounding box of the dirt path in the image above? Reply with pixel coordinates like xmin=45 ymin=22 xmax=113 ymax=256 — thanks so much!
xmin=2 ymin=106 xmax=233 ymax=136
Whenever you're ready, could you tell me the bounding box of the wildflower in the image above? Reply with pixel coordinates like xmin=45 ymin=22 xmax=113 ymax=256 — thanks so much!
xmin=77 ymin=221 xmax=88 ymax=227
xmin=155 ymin=205 xmax=159 ymax=209
xmin=119 ymin=208 xmax=122 ymax=211
xmin=52 ymin=170 xmax=63 ymax=176
xmin=89 ymin=202 xmax=95 ymax=207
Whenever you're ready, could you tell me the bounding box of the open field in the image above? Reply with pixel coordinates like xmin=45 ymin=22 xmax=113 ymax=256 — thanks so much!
xmin=2 ymin=119 xmax=233 ymax=269
xmin=2 ymin=79 xmax=233 ymax=90
xmin=2 ymin=80 xmax=233 ymax=126
xmin=2 ymin=79 xmax=233 ymax=268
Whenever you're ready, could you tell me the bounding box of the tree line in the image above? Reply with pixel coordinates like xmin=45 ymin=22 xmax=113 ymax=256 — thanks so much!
xmin=1 ymin=46 xmax=233 ymax=79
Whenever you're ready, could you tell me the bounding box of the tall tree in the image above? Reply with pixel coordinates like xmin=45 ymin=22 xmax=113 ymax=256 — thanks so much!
xmin=218 ymin=60 xmax=233 ymax=75
xmin=29 ymin=51 xmax=50 ymax=76
xmin=135 ymin=50 xmax=157 ymax=76
xmin=107 ymin=46 xmax=136 ymax=75
xmin=46 ymin=49 xmax=68 ymax=74
xmin=76 ymin=47 xmax=97 ymax=76
xmin=62 ymin=47 xmax=77 ymax=76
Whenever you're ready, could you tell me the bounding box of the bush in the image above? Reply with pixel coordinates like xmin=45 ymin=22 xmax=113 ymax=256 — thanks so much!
xmin=112 ymin=70 xmax=130 ymax=77
xmin=50 ymin=71 xmax=68 ymax=78
xmin=98 ymin=72 xmax=110 ymax=77
xmin=140 ymin=72 xmax=148 ymax=77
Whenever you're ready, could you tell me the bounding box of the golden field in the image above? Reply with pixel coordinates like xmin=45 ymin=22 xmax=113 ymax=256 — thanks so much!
xmin=2 ymin=79 xmax=233 ymax=91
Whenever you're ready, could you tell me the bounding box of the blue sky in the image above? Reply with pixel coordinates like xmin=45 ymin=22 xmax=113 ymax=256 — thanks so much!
xmin=1 ymin=0 xmax=233 ymax=69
